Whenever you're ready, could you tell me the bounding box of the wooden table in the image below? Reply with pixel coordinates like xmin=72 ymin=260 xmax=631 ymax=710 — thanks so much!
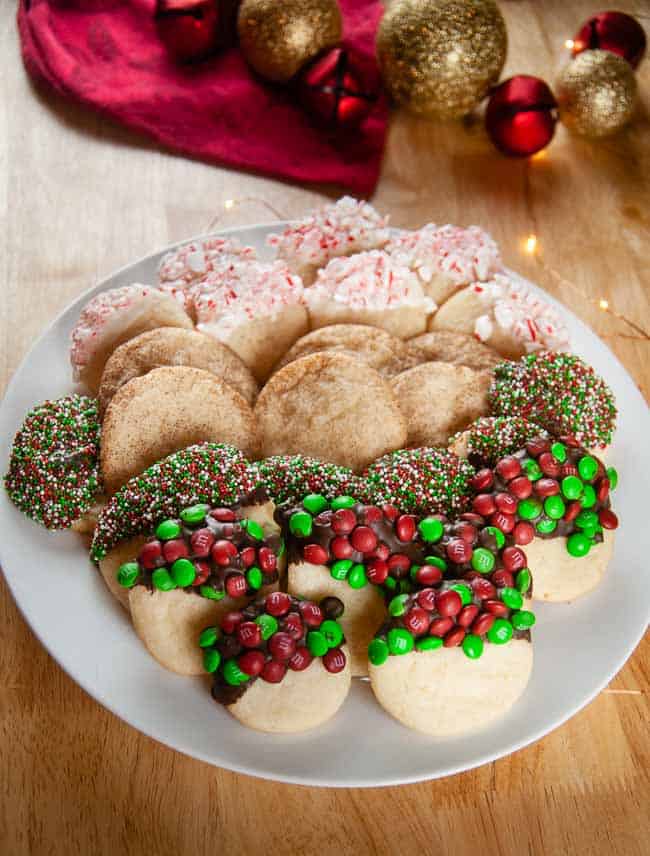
xmin=1 ymin=2 xmax=648 ymax=853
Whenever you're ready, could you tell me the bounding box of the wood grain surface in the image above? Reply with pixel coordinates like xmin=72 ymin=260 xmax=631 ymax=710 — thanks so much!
xmin=1 ymin=1 xmax=649 ymax=854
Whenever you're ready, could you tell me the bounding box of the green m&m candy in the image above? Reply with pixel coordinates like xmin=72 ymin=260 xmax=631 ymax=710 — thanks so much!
xmin=223 ymin=658 xmax=249 ymax=686
xmin=387 ymin=628 xmax=414 ymax=655
xmin=383 ymin=576 xmax=397 ymax=592
xmin=551 ymin=442 xmax=567 ymax=463
xmin=151 ymin=567 xmax=176 ymax=591
xmin=180 ymin=503 xmax=209 ymax=525
xmin=578 ymin=456 xmax=598 ymax=482
xmin=561 ymin=475 xmax=583 ymax=500
xmin=567 ymin=532 xmax=591 ymax=557
xmin=511 ymin=610 xmax=536 ymax=630
xmin=321 ymin=619 xmax=344 ymax=648
xmin=389 ymin=594 xmax=409 ymax=617
xmin=289 ymin=511 xmax=312 ymax=537
xmin=303 ymin=493 xmax=328 ymax=514
xmin=307 ymin=630 xmax=328 ymax=657
xmin=200 ymin=585 xmax=225 ymax=601
xmin=484 ymin=526 xmax=505 ymax=549
xmin=171 ymin=558 xmax=196 ymax=587
xmin=524 ymin=459 xmax=542 ymax=481
xmin=500 ymin=587 xmax=523 ymax=610
xmin=544 ymin=495 xmax=565 ymax=520
xmin=117 ymin=562 xmax=139 ymax=588
xmin=581 ymin=484 xmax=596 ymax=508
xmin=241 ymin=518 xmax=264 ymax=540
xmin=424 ymin=555 xmax=447 ymax=571
xmin=462 ymin=634 xmax=484 ymax=660
xmin=451 ymin=583 xmax=472 ymax=606
xmin=518 ymin=498 xmax=542 ymax=520
xmin=368 ymin=637 xmax=389 ymax=666
xmin=516 ymin=568 xmax=532 ymax=595
xmin=155 ymin=519 xmax=181 ymax=540
xmin=418 ymin=517 xmax=444 ymax=543
xmin=203 ymin=649 xmax=221 ymax=674
xmin=487 ymin=618 xmax=513 ymax=645
xmin=575 ymin=510 xmax=598 ymax=530
xmin=331 ymin=495 xmax=355 ymax=510
xmin=255 ymin=613 xmax=278 ymax=639
xmin=536 ymin=518 xmax=557 ymax=535
xmin=199 ymin=627 xmax=219 ymax=648
xmin=246 ymin=566 xmax=263 ymax=590
xmin=415 ymin=636 xmax=443 ymax=652
xmin=606 ymin=466 xmax=618 ymax=490
xmin=330 ymin=559 xmax=353 ymax=581
xmin=347 ymin=563 xmax=367 ymax=589
xmin=471 ymin=547 xmax=495 ymax=574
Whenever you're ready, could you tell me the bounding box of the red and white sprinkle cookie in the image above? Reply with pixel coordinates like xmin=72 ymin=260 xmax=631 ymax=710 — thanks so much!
xmin=430 ymin=271 xmax=570 ymax=359
xmin=70 ymin=284 xmax=193 ymax=394
xmin=191 ymin=259 xmax=308 ymax=382
xmin=306 ymin=250 xmax=436 ymax=339
xmin=158 ymin=236 xmax=256 ymax=309
xmin=267 ymin=196 xmax=390 ymax=284
xmin=386 ymin=223 xmax=502 ymax=304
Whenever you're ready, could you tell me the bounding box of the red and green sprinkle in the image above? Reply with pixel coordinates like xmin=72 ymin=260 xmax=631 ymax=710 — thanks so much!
xmin=91 ymin=443 xmax=255 ymax=561
xmin=362 ymin=448 xmax=475 ymax=516
xmin=489 ymin=351 xmax=617 ymax=448
xmin=4 ymin=395 xmax=101 ymax=529
xmin=452 ymin=416 xmax=549 ymax=466
xmin=250 ymin=455 xmax=361 ymax=506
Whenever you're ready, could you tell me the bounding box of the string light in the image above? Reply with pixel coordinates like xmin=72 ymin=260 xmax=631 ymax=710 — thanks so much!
xmin=203 ymin=197 xmax=288 ymax=234
xmin=599 ymin=299 xmax=609 ymax=310
xmin=524 ymin=234 xmax=538 ymax=255
xmin=224 ymin=199 xmax=235 ymax=210
xmin=564 ymin=39 xmax=575 ymax=50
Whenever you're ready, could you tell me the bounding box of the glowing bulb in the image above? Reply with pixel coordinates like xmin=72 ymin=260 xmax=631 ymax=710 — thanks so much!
xmin=564 ymin=39 xmax=575 ymax=50
xmin=599 ymin=299 xmax=609 ymax=310
xmin=224 ymin=199 xmax=236 ymax=210
xmin=524 ymin=235 xmax=538 ymax=255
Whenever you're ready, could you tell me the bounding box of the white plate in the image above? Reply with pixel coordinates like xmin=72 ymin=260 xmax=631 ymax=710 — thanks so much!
xmin=1 ymin=224 xmax=648 ymax=787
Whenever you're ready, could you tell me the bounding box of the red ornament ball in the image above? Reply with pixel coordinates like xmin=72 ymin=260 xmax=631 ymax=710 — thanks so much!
xmin=572 ymin=12 xmax=647 ymax=69
xmin=297 ymin=47 xmax=376 ymax=129
xmin=155 ymin=0 xmax=220 ymax=63
xmin=485 ymin=76 xmax=558 ymax=158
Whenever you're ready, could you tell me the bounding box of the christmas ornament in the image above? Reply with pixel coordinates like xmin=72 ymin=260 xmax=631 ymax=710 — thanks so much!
xmin=485 ymin=76 xmax=557 ymax=157
xmin=297 ymin=47 xmax=376 ymax=129
xmin=556 ymin=49 xmax=637 ymax=138
xmin=572 ymin=11 xmax=647 ymax=69
xmin=376 ymin=0 xmax=507 ymax=119
xmin=155 ymin=0 xmax=221 ymax=62
xmin=237 ymin=0 xmax=342 ymax=83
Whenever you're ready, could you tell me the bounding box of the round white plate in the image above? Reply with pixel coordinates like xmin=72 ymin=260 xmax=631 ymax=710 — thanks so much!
xmin=1 ymin=224 xmax=648 ymax=787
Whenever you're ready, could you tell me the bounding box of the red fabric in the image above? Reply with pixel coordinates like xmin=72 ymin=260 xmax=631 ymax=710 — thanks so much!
xmin=17 ymin=0 xmax=388 ymax=195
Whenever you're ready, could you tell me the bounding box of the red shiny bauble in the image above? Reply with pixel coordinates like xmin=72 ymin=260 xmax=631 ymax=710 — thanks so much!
xmin=297 ymin=47 xmax=376 ymax=129
xmin=485 ymin=76 xmax=558 ymax=158
xmin=572 ymin=12 xmax=647 ymax=69
xmin=155 ymin=0 xmax=221 ymax=63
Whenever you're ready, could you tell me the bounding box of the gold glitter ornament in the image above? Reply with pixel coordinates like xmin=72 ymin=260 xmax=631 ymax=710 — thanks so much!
xmin=237 ymin=0 xmax=343 ymax=83
xmin=556 ymin=49 xmax=637 ymax=138
xmin=377 ymin=0 xmax=507 ymax=119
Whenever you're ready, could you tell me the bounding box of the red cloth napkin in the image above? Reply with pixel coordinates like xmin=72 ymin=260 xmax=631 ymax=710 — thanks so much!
xmin=18 ymin=0 xmax=388 ymax=195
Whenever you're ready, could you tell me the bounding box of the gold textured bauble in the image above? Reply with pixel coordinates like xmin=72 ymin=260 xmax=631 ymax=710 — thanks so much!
xmin=237 ymin=0 xmax=342 ymax=83
xmin=556 ymin=50 xmax=637 ymax=138
xmin=377 ymin=0 xmax=507 ymax=119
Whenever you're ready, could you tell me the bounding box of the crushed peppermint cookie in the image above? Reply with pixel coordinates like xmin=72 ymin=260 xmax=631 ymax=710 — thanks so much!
xmin=251 ymin=455 xmax=361 ymax=506
xmin=267 ymin=196 xmax=390 ymax=281
xmin=489 ymin=352 xmax=617 ymax=448
xmin=451 ymin=416 xmax=549 ymax=467
xmin=386 ymin=223 xmax=502 ymax=295
xmin=158 ymin=236 xmax=256 ymax=306
xmin=467 ymin=272 xmax=570 ymax=353
xmin=91 ymin=443 xmax=256 ymax=561
xmin=307 ymin=250 xmax=437 ymax=313
xmin=190 ymin=259 xmax=305 ymax=338
xmin=362 ymin=448 xmax=475 ymax=516
xmin=5 ymin=395 xmax=102 ymax=529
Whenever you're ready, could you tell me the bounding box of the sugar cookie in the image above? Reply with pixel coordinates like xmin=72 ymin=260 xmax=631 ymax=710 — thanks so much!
xmin=98 ymin=327 xmax=258 ymax=416
xmin=268 ymin=196 xmax=390 ymax=284
xmin=391 ymin=362 xmax=491 ymax=447
xmin=404 ymin=330 xmax=502 ymax=373
xmin=70 ymin=284 xmax=193 ymax=393
xmin=255 ymin=353 xmax=407 ymax=471
xmin=201 ymin=593 xmax=351 ymax=732
xmin=306 ymin=251 xmax=435 ymax=339
xmin=100 ymin=367 xmax=259 ymax=494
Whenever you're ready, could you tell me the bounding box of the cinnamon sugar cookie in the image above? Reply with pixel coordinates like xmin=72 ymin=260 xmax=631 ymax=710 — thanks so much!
xmin=100 ymin=367 xmax=259 ymax=494
xmin=98 ymin=327 xmax=258 ymax=416
xmin=404 ymin=330 xmax=502 ymax=373
xmin=391 ymin=362 xmax=490 ymax=447
xmin=255 ymin=353 xmax=407 ymax=471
